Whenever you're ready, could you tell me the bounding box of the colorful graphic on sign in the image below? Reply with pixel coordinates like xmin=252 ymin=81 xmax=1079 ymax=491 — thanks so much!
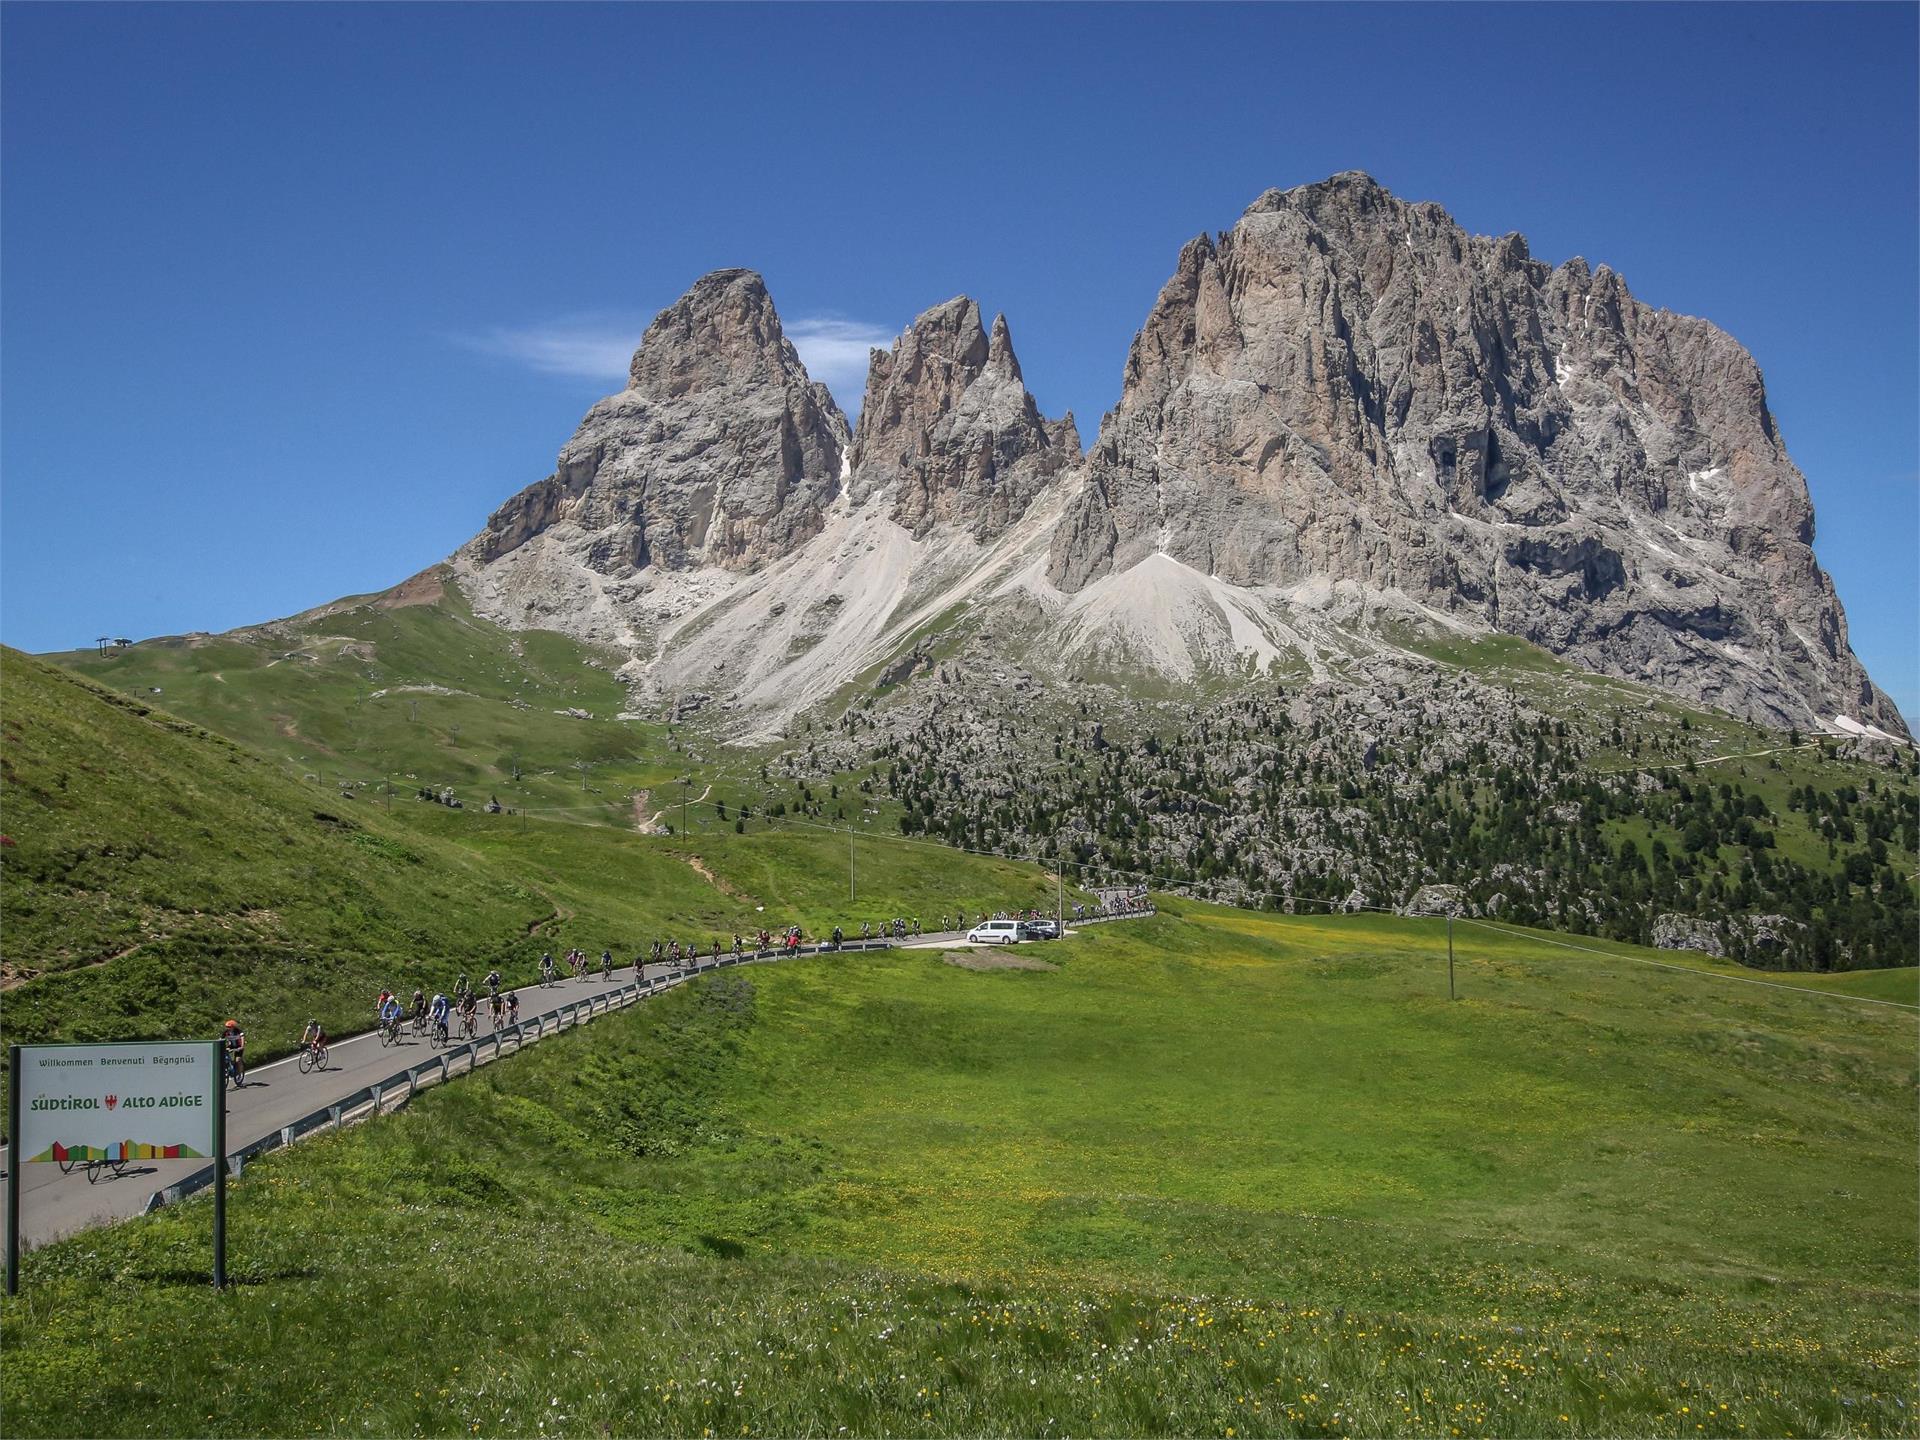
xmin=14 ymin=1042 xmax=217 ymax=1164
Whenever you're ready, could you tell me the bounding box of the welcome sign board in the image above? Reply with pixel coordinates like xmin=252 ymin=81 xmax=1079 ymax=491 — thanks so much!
xmin=15 ymin=1042 xmax=217 ymax=1164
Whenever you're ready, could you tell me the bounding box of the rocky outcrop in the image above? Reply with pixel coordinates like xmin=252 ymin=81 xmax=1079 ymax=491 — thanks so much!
xmin=470 ymin=269 xmax=847 ymax=577
xmin=850 ymin=298 xmax=1079 ymax=540
xmin=1403 ymin=883 xmax=1466 ymax=917
xmin=1653 ymin=911 xmax=1809 ymax=963
xmin=1047 ymin=172 xmax=1903 ymax=734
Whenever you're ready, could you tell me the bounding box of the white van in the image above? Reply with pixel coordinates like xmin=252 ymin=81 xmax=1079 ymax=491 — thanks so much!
xmin=966 ymin=920 xmax=1024 ymax=945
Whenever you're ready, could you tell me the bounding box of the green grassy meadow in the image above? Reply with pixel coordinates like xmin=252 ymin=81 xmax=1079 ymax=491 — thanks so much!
xmin=0 ymin=646 xmax=1068 ymax=1069
xmin=51 ymin=571 xmax=685 ymax=828
xmin=4 ymin=902 xmax=1913 ymax=1437
xmin=7 ymin=612 xmax=1918 ymax=1437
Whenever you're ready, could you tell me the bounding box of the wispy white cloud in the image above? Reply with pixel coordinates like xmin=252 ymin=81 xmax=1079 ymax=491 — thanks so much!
xmin=785 ymin=316 xmax=895 ymax=405
xmin=459 ymin=309 xmax=897 ymax=410
xmin=461 ymin=314 xmax=639 ymax=382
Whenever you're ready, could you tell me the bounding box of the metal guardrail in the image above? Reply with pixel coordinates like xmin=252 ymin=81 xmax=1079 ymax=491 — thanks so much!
xmin=139 ymin=940 xmax=897 ymax=1216
xmin=133 ymin=920 xmax=1150 ymax=1217
xmin=1070 ymin=908 xmax=1157 ymax=926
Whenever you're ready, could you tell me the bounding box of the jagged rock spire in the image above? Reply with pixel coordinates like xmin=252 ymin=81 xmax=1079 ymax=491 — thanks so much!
xmin=850 ymin=297 xmax=1077 ymax=540
xmin=470 ymin=269 xmax=847 ymax=576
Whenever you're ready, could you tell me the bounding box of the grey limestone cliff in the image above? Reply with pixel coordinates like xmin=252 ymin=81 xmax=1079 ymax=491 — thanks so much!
xmin=1047 ymin=172 xmax=1901 ymax=733
xmin=849 ymin=297 xmax=1079 ymax=540
xmin=471 ymin=268 xmax=848 ymax=578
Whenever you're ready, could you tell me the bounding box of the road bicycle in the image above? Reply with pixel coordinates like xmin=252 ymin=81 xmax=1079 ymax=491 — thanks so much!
xmin=297 ymin=1041 xmax=331 ymax=1074
xmin=379 ymin=1016 xmax=403 ymax=1047
xmin=428 ymin=1020 xmax=449 ymax=1050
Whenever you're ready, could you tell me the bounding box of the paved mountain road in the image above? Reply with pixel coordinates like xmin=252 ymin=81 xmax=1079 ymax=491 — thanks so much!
xmin=3 ymin=946 xmax=885 ymax=1252
xmin=4 ymin=915 xmax=1146 ymax=1254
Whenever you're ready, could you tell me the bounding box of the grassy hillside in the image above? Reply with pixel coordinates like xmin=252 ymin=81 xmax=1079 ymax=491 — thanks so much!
xmin=52 ymin=570 xmax=1917 ymax=980
xmin=0 ymin=646 xmax=544 ymax=1050
xmin=4 ymin=902 xmax=1912 ymax=1436
xmin=0 ymin=647 xmax=1071 ymax=1063
xmin=53 ymin=569 xmax=684 ymax=829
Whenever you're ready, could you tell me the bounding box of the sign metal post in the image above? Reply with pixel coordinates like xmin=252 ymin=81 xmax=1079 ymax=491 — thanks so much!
xmin=212 ymin=1041 xmax=226 ymax=1291
xmin=6 ymin=1044 xmax=20 ymax=1296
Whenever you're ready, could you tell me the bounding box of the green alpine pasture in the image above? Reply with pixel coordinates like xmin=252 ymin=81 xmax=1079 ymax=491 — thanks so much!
xmin=51 ymin=570 xmax=684 ymax=829
xmin=4 ymin=902 xmax=1914 ymax=1437
xmin=0 ymin=644 xmax=1066 ymax=1068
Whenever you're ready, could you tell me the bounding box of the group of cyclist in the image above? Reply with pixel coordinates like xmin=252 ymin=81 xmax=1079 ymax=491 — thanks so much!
xmin=537 ymin=948 xmax=618 ymax=985
xmin=252 ymin=898 xmax=1114 ymax=1082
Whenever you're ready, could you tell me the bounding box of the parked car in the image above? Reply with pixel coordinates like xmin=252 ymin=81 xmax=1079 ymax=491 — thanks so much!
xmin=1026 ymin=919 xmax=1060 ymax=940
xmin=966 ymin=920 xmax=1024 ymax=945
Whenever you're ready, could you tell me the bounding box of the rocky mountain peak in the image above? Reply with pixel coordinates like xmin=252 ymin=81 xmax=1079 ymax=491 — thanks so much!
xmin=626 ymin=267 xmax=805 ymax=399
xmin=986 ymin=312 xmax=1021 ymax=381
xmin=460 ymin=269 xmax=847 ymax=589
xmin=1047 ymin=177 xmax=1902 ymax=733
xmin=849 ymin=297 xmax=1077 ymax=540
xmin=448 ymin=179 xmax=1899 ymax=741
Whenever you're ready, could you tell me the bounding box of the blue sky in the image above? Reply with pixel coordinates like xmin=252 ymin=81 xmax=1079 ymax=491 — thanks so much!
xmin=3 ymin=3 xmax=1914 ymax=717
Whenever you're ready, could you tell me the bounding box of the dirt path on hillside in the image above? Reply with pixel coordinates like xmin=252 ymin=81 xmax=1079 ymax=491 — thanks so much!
xmin=642 ymin=783 xmax=711 ymax=831
xmin=523 ymin=884 xmax=575 ymax=938
xmin=631 ymin=789 xmax=654 ymax=833
xmin=3 ymin=907 xmax=284 ymax=990
xmin=670 ymin=851 xmax=754 ymax=904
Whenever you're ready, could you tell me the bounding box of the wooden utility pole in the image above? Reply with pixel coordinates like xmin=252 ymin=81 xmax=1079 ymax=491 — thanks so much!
xmin=1448 ymin=912 xmax=1456 ymax=1000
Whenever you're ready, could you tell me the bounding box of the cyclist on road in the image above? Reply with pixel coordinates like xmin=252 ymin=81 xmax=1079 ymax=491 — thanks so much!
xmin=221 ymin=1019 xmax=247 ymax=1087
xmin=539 ymin=954 xmax=556 ymax=985
xmin=601 ymin=950 xmax=613 ymax=980
xmin=429 ymin=991 xmax=451 ymax=1043
xmin=411 ymin=988 xmax=427 ymax=1027
xmin=484 ymin=969 xmax=502 ymax=997
xmin=506 ymin=992 xmax=520 ymax=1026
xmin=300 ymin=1017 xmax=326 ymax=1059
xmin=379 ymin=991 xmax=404 ymax=1040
